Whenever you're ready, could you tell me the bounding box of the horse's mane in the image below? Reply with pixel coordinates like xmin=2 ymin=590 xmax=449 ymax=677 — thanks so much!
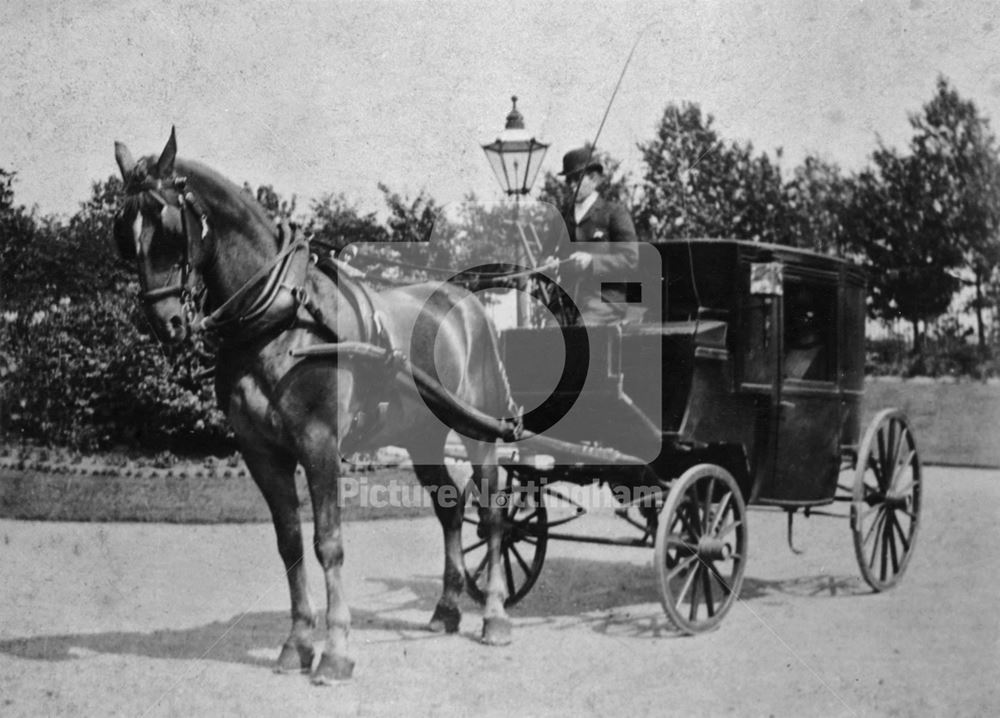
xmin=174 ymin=158 xmax=276 ymax=239
xmin=128 ymin=155 xmax=277 ymax=247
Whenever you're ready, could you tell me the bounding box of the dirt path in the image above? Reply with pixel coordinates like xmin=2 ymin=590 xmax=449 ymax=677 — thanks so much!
xmin=1 ymin=466 xmax=997 ymax=717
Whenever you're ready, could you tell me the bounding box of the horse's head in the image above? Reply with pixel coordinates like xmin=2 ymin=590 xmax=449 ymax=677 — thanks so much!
xmin=113 ymin=128 xmax=206 ymax=344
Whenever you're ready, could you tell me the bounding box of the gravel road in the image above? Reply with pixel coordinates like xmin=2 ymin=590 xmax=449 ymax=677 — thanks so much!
xmin=1 ymin=466 xmax=997 ymax=717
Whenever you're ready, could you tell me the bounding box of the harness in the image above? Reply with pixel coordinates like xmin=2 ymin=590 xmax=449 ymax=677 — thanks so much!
xmin=122 ymin=172 xmax=530 ymax=452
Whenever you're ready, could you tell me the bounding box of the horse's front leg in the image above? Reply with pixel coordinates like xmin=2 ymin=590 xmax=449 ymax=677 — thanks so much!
xmin=409 ymin=439 xmax=465 ymax=634
xmin=302 ymin=440 xmax=355 ymax=685
xmin=241 ymin=444 xmax=316 ymax=673
xmin=470 ymin=442 xmax=512 ymax=646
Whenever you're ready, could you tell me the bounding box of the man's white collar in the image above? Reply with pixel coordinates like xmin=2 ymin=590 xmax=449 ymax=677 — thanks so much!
xmin=574 ymin=191 xmax=599 ymax=222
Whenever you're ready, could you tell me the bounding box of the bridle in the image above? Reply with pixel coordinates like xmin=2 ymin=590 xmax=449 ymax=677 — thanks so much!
xmin=123 ymin=173 xmax=210 ymax=332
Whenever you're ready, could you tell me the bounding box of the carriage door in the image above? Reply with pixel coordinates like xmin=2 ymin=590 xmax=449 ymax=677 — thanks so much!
xmin=768 ymin=273 xmax=841 ymax=503
xmin=741 ymin=263 xmax=783 ymax=502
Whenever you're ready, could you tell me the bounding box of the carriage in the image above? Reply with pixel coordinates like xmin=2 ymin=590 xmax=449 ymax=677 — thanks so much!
xmin=113 ymin=132 xmax=921 ymax=678
xmin=461 ymin=238 xmax=922 ymax=634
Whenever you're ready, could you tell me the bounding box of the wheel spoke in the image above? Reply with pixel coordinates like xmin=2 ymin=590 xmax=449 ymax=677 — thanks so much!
xmin=503 ymin=550 xmax=516 ymax=597
xmin=679 ymin=499 xmax=701 ymax=539
xmin=472 ymin=554 xmax=489 ymax=582
xmin=889 ymin=474 xmax=916 ymax=498
xmin=892 ymin=511 xmax=911 ymax=553
xmin=665 ymin=534 xmax=699 ymax=551
xmin=716 ymin=518 xmax=744 ymax=540
xmin=859 ymin=502 xmax=882 ymax=521
xmin=666 ymin=552 xmax=699 ymax=580
xmin=887 ymin=421 xmax=900 ymax=482
xmin=863 ymin=507 xmax=887 ymax=550
xmin=709 ymin=492 xmax=733 ymax=534
xmin=701 ymin=477 xmax=716 ymax=533
xmin=890 ymin=448 xmax=915 ymax=490
xmin=706 ymin=560 xmax=735 ymax=596
xmin=876 ymin=431 xmax=888 ymax=488
xmin=879 ymin=517 xmax=889 ymax=580
xmin=509 ymin=543 xmax=532 ymax=575
xmin=897 ymin=506 xmax=918 ymax=521
xmin=886 ymin=513 xmax=900 ymax=575
xmin=701 ymin=564 xmax=716 ymax=617
xmin=687 ymin=567 xmax=702 ymax=622
xmin=462 ymin=537 xmax=487 ymax=554
xmin=676 ymin=561 xmax=699 ymax=612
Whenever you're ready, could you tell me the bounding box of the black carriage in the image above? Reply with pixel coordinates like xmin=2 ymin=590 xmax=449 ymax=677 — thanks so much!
xmin=462 ymin=239 xmax=921 ymax=633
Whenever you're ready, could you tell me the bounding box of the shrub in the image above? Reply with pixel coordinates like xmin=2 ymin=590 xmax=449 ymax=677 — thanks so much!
xmin=0 ymin=291 xmax=232 ymax=453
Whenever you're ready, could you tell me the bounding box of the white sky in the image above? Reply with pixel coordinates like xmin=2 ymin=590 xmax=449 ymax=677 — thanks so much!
xmin=2 ymin=1 xmax=1000 ymax=218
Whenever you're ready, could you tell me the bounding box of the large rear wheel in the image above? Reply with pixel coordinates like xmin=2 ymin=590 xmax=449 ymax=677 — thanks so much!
xmin=851 ymin=409 xmax=921 ymax=591
xmin=655 ymin=464 xmax=748 ymax=634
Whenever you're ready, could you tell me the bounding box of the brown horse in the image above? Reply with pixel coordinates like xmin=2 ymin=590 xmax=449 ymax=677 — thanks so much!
xmin=112 ymin=129 xmax=515 ymax=684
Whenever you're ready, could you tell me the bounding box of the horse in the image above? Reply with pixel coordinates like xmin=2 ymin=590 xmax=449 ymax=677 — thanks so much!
xmin=111 ymin=128 xmax=517 ymax=684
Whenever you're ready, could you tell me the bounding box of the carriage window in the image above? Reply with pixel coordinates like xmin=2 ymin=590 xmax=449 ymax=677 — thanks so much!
xmin=783 ymin=280 xmax=837 ymax=382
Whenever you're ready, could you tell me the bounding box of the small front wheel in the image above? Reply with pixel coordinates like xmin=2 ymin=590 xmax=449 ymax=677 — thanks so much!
xmin=655 ymin=464 xmax=748 ymax=634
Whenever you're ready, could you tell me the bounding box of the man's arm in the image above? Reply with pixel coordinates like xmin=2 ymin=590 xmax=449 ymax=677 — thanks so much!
xmin=589 ymin=202 xmax=639 ymax=276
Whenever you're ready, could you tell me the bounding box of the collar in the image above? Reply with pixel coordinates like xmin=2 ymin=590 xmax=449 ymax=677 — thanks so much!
xmin=574 ymin=191 xmax=599 ymax=223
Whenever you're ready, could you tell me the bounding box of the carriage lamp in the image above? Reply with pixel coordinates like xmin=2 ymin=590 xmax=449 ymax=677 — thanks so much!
xmin=481 ymin=96 xmax=549 ymax=196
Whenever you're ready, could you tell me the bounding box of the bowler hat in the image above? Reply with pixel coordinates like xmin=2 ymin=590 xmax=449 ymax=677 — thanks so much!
xmin=559 ymin=147 xmax=603 ymax=177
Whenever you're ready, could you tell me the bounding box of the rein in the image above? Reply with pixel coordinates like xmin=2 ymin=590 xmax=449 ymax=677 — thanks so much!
xmin=342 ymin=251 xmax=568 ymax=288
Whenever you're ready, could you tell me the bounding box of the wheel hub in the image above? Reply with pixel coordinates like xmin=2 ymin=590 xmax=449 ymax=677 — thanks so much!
xmin=883 ymin=493 xmax=911 ymax=511
xmin=696 ymin=536 xmax=732 ymax=561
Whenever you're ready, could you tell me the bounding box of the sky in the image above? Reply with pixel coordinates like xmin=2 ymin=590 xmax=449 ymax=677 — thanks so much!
xmin=2 ymin=1 xmax=1000 ymax=219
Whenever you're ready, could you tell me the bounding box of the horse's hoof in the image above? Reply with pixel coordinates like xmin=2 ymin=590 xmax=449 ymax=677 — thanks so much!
xmin=311 ymin=653 xmax=355 ymax=685
xmin=481 ymin=616 xmax=513 ymax=646
xmin=428 ymin=604 xmax=462 ymax=634
xmin=274 ymin=641 xmax=314 ymax=674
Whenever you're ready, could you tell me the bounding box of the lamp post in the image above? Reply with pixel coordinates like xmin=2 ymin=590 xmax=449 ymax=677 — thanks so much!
xmin=481 ymin=96 xmax=549 ymax=326
xmin=482 ymin=95 xmax=550 ymax=198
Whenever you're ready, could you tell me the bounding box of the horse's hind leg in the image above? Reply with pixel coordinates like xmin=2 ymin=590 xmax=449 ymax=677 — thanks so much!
xmin=241 ymin=444 xmax=316 ymax=673
xmin=409 ymin=440 xmax=465 ymax=634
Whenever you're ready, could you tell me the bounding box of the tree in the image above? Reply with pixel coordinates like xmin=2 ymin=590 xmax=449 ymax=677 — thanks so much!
xmin=635 ymin=102 xmax=786 ymax=243
xmin=307 ymin=193 xmax=388 ymax=252
xmin=0 ymin=169 xmax=40 ymax=302
xmin=366 ymin=183 xmax=459 ymax=283
xmin=850 ymin=78 xmax=1000 ymax=351
xmin=1 ymin=174 xmax=128 ymax=304
xmin=906 ymin=77 xmax=1000 ymax=348
xmin=783 ymin=155 xmax=853 ymax=254
xmin=244 ymin=182 xmax=299 ymax=221
xmin=850 ymin=145 xmax=964 ymax=351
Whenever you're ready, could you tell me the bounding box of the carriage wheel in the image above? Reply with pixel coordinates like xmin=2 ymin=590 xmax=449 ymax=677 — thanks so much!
xmin=655 ymin=464 xmax=748 ymax=634
xmin=851 ymin=409 xmax=921 ymax=591
xmin=462 ymin=478 xmax=548 ymax=608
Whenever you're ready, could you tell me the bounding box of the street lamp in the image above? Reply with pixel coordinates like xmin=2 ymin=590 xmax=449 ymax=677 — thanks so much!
xmin=481 ymin=96 xmax=549 ymax=197
xmin=481 ymin=96 xmax=549 ymax=327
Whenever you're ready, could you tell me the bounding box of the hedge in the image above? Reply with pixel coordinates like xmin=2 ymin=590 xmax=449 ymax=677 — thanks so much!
xmin=0 ymin=291 xmax=232 ymax=453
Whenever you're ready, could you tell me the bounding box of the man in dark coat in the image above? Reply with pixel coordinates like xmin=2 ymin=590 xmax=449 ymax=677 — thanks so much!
xmin=554 ymin=147 xmax=639 ymax=325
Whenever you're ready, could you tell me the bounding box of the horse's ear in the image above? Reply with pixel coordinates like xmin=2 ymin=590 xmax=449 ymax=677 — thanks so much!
xmin=114 ymin=141 xmax=136 ymax=179
xmin=157 ymin=126 xmax=177 ymax=177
